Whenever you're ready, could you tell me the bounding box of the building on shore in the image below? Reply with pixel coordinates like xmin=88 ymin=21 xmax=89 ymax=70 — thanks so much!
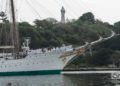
xmin=61 ymin=6 xmax=66 ymax=23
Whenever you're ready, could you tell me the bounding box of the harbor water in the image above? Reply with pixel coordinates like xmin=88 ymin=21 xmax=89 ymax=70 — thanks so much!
xmin=0 ymin=73 xmax=119 ymax=86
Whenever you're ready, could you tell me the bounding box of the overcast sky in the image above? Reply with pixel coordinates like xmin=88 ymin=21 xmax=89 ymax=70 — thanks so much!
xmin=1 ymin=0 xmax=120 ymax=24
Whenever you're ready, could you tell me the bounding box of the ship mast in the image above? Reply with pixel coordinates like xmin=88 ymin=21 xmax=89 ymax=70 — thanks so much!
xmin=10 ymin=0 xmax=20 ymax=58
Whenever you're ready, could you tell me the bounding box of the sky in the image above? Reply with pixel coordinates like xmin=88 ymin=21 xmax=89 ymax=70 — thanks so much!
xmin=1 ymin=0 xmax=120 ymax=24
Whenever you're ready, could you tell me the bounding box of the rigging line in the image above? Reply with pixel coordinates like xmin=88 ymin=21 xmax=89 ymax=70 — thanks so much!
xmin=61 ymin=0 xmax=73 ymax=17
xmin=55 ymin=0 xmax=62 ymax=7
xmin=0 ymin=0 xmax=1 ymax=11
xmin=60 ymin=0 xmax=64 ymax=6
xmin=67 ymin=0 xmax=83 ymax=14
xmin=54 ymin=0 xmax=75 ymax=19
xmin=29 ymin=0 xmax=50 ymax=17
xmin=64 ymin=1 xmax=78 ymax=16
xmin=0 ymin=0 xmax=1 ymax=13
xmin=54 ymin=0 xmax=67 ymax=12
xmin=74 ymin=0 xmax=88 ymax=11
xmin=78 ymin=0 xmax=92 ymax=12
xmin=25 ymin=0 xmax=42 ymax=19
xmin=14 ymin=0 xmax=21 ymax=22
xmin=42 ymin=1 xmax=60 ymax=16
xmin=30 ymin=0 xmax=59 ymax=20
xmin=17 ymin=0 xmax=24 ymax=12
xmin=8 ymin=0 xmax=12 ymax=22
xmin=50 ymin=0 xmax=74 ymax=20
xmin=54 ymin=0 xmax=66 ymax=14
xmin=5 ymin=0 xmax=9 ymax=13
xmin=53 ymin=0 xmax=65 ymax=11
xmin=0 ymin=0 xmax=4 ymax=11
xmin=16 ymin=0 xmax=24 ymax=22
xmin=31 ymin=0 xmax=54 ymax=17
xmin=16 ymin=0 xmax=25 ymax=22
xmin=55 ymin=0 xmax=66 ymax=12
xmin=66 ymin=0 xmax=88 ymax=19
xmin=63 ymin=1 xmax=78 ymax=19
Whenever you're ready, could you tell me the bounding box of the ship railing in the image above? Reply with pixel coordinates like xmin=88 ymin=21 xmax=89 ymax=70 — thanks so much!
xmin=60 ymin=47 xmax=85 ymax=58
xmin=28 ymin=45 xmax=73 ymax=55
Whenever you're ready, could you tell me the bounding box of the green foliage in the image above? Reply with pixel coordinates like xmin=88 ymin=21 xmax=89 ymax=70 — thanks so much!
xmin=76 ymin=13 xmax=112 ymax=37
xmin=114 ymin=21 xmax=120 ymax=34
xmin=95 ymin=35 xmax=120 ymax=50
xmin=18 ymin=19 xmax=104 ymax=49
xmin=110 ymin=51 xmax=120 ymax=67
xmin=79 ymin=12 xmax=95 ymax=23
xmin=89 ymin=48 xmax=113 ymax=66
xmin=0 ymin=12 xmax=11 ymax=45
xmin=69 ymin=36 xmax=120 ymax=68
xmin=88 ymin=23 xmax=111 ymax=37
xmin=0 ymin=12 xmax=113 ymax=49
xmin=34 ymin=19 xmax=53 ymax=29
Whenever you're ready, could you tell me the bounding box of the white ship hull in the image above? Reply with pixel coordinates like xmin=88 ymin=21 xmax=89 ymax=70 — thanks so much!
xmin=0 ymin=46 xmax=74 ymax=76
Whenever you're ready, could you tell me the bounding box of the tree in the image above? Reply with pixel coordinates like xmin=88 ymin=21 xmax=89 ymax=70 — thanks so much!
xmin=110 ymin=51 xmax=120 ymax=67
xmin=114 ymin=21 xmax=120 ymax=34
xmin=0 ymin=11 xmax=6 ymax=19
xmin=45 ymin=17 xmax=57 ymax=24
xmin=0 ymin=11 xmax=10 ymax=45
xmin=79 ymin=12 xmax=95 ymax=23
xmin=34 ymin=19 xmax=53 ymax=29
xmin=90 ymin=48 xmax=113 ymax=66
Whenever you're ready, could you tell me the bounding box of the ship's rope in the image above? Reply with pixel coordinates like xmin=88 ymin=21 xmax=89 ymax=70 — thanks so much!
xmin=0 ymin=0 xmax=4 ymax=11
xmin=25 ymin=0 xmax=42 ymax=19
xmin=16 ymin=0 xmax=24 ymax=22
xmin=30 ymin=0 xmax=55 ymax=18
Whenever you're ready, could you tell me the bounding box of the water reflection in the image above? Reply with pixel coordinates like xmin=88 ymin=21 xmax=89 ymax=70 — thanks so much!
xmin=63 ymin=74 xmax=115 ymax=86
xmin=0 ymin=74 xmax=119 ymax=86
xmin=0 ymin=75 xmax=63 ymax=86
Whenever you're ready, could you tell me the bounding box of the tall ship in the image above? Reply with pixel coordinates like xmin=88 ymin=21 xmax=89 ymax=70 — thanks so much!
xmin=0 ymin=0 xmax=78 ymax=76
xmin=0 ymin=0 xmax=117 ymax=76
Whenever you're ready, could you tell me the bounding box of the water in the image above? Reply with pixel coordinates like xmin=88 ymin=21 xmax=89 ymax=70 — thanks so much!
xmin=0 ymin=74 xmax=119 ymax=86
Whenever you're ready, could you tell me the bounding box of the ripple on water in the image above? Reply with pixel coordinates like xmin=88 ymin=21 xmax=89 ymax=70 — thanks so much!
xmin=0 ymin=74 xmax=119 ymax=86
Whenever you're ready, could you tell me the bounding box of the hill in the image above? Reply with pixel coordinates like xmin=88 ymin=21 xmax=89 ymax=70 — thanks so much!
xmin=67 ymin=35 xmax=120 ymax=68
xmin=0 ymin=12 xmax=115 ymax=49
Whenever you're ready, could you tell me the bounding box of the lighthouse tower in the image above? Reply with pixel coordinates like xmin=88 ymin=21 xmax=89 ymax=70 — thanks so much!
xmin=61 ymin=6 xmax=65 ymax=23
